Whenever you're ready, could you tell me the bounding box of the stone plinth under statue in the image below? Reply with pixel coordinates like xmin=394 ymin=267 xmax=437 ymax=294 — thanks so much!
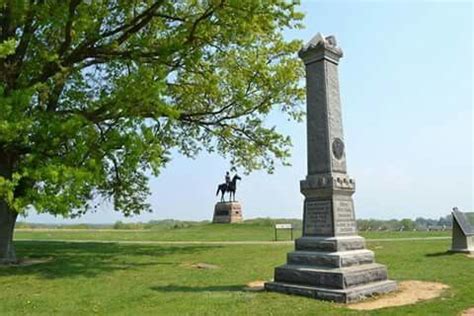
xmin=450 ymin=208 xmax=474 ymax=254
xmin=213 ymin=202 xmax=243 ymax=223
xmin=264 ymin=33 xmax=397 ymax=303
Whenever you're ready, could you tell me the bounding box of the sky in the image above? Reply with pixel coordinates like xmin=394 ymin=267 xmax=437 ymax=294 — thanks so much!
xmin=25 ymin=0 xmax=473 ymax=224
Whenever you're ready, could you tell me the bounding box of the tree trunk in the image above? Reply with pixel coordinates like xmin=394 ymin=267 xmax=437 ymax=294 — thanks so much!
xmin=0 ymin=150 xmax=18 ymax=264
xmin=0 ymin=200 xmax=18 ymax=264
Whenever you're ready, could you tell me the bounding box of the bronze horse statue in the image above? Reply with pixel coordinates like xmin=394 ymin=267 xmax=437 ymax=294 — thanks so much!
xmin=216 ymin=174 xmax=241 ymax=202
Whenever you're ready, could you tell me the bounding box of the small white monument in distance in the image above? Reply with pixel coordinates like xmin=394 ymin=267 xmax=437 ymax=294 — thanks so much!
xmin=451 ymin=207 xmax=474 ymax=254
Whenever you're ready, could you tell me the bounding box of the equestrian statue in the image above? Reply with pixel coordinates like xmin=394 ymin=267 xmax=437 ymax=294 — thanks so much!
xmin=216 ymin=172 xmax=241 ymax=202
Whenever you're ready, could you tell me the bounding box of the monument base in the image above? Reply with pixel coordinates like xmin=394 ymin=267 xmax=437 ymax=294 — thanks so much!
xmin=265 ymin=280 xmax=397 ymax=304
xmin=212 ymin=202 xmax=243 ymax=223
xmin=265 ymin=236 xmax=397 ymax=303
xmin=449 ymin=248 xmax=474 ymax=255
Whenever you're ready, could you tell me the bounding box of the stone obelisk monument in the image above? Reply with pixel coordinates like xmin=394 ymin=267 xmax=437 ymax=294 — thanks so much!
xmin=265 ymin=33 xmax=397 ymax=303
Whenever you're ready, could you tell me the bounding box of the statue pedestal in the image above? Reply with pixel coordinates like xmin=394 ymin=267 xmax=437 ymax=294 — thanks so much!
xmin=212 ymin=202 xmax=243 ymax=223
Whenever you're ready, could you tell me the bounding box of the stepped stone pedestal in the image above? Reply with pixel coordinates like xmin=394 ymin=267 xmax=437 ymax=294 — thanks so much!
xmin=264 ymin=33 xmax=397 ymax=303
xmin=212 ymin=202 xmax=243 ymax=223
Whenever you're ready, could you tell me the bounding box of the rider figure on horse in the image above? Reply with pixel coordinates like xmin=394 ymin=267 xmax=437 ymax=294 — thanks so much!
xmin=225 ymin=171 xmax=231 ymax=190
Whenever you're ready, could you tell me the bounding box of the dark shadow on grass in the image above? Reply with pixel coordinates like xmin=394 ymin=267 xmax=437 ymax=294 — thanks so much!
xmin=0 ymin=240 xmax=221 ymax=279
xmin=150 ymin=284 xmax=245 ymax=293
xmin=425 ymin=251 xmax=457 ymax=257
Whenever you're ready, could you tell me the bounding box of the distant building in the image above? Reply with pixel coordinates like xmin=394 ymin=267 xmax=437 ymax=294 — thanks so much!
xmin=427 ymin=225 xmax=447 ymax=231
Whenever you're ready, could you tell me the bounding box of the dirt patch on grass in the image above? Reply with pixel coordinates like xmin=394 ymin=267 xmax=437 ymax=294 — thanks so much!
xmin=462 ymin=307 xmax=474 ymax=315
xmin=181 ymin=262 xmax=220 ymax=270
xmin=348 ymin=280 xmax=449 ymax=310
xmin=0 ymin=257 xmax=54 ymax=267
xmin=244 ymin=280 xmax=265 ymax=292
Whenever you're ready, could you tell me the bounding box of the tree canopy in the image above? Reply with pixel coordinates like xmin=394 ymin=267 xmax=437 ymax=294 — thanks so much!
xmin=0 ymin=0 xmax=305 ymax=220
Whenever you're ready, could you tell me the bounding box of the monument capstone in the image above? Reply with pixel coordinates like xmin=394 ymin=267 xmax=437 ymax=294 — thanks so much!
xmin=450 ymin=207 xmax=474 ymax=254
xmin=265 ymin=33 xmax=397 ymax=303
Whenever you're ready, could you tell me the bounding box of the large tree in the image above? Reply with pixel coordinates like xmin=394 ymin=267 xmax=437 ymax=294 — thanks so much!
xmin=0 ymin=0 xmax=305 ymax=263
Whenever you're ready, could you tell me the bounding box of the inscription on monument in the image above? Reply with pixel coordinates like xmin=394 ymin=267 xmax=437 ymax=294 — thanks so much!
xmin=304 ymin=200 xmax=333 ymax=235
xmin=216 ymin=210 xmax=229 ymax=216
xmin=334 ymin=200 xmax=357 ymax=235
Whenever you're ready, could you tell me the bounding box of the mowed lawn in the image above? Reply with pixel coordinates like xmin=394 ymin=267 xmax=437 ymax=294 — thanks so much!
xmin=14 ymin=223 xmax=451 ymax=242
xmin=0 ymin=236 xmax=472 ymax=315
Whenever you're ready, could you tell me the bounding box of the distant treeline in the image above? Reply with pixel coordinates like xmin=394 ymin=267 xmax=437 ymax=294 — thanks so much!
xmin=16 ymin=215 xmax=453 ymax=231
xmin=15 ymin=222 xmax=111 ymax=229
xmin=112 ymin=219 xmax=210 ymax=230
xmin=357 ymin=215 xmax=452 ymax=231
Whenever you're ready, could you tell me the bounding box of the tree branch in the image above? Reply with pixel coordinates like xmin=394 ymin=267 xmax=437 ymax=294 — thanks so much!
xmin=185 ymin=1 xmax=224 ymax=44
xmin=0 ymin=1 xmax=13 ymax=42
xmin=179 ymin=94 xmax=271 ymax=126
xmin=58 ymin=0 xmax=82 ymax=57
xmin=26 ymin=1 xmax=168 ymax=88
xmin=153 ymin=13 xmax=185 ymax=22
xmin=46 ymin=79 xmax=68 ymax=112
xmin=11 ymin=0 xmax=36 ymax=63
xmin=101 ymin=0 xmax=165 ymax=41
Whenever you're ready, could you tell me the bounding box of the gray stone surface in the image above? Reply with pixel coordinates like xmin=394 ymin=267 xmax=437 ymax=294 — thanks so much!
xmin=287 ymin=249 xmax=375 ymax=267
xmin=451 ymin=208 xmax=474 ymax=254
xmin=467 ymin=213 xmax=474 ymax=226
xmin=453 ymin=209 xmax=474 ymax=235
xmin=295 ymin=236 xmax=366 ymax=252
xmin=266 ymin=33 xmax=396 ymax=302
xmin=265 ymin=280 xmax=398 ymax=303
xmin=212 ymin=202 xmax=242 ymax=223
xmin=274 ymin=263 xmax=388 ymax=289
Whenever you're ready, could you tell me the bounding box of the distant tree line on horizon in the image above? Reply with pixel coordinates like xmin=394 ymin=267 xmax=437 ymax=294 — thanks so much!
xmin=356 ymin=215 xmax=452 ymax=232
xmin=16 ymin=215 xmax=453 ymax=231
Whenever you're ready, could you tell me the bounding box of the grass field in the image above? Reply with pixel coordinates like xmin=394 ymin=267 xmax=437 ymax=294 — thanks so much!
xmin=1 ymin=225 xmax=471 ymax=315
xmin=14 ymin=222 xmax=451 ymax=242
